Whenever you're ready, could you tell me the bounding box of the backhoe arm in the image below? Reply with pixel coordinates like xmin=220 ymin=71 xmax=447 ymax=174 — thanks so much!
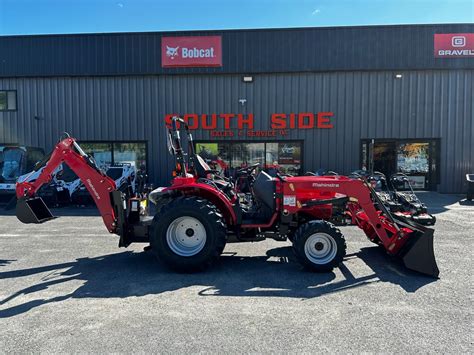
xmin=16 ymin=136 xmax=119 ymax=233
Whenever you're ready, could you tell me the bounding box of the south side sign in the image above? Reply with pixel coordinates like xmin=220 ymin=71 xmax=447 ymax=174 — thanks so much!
xmin=165 ymin=112 xmax=334 ymax=137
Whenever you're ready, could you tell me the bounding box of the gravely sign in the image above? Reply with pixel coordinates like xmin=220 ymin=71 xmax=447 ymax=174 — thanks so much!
xmin=162 ymin=36 xmax=223 ymax=67
xmin=434 ymin=33 xmax=474 ymax=58
xmin=165 ymin=112 xmax=334 ymax=137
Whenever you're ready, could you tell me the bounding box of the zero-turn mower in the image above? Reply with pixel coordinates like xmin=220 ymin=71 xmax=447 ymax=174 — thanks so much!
xmin=14 ymin=118 xmax=439 ymax=277
xmin=345 ymin=170 xmax=436 ymax=226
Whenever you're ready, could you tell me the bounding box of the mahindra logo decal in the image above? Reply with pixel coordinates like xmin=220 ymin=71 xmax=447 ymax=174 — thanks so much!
xmin=86 ymin=178 xmax=100 ymax=200
xmin=451 ymin=36 xmax=466 ymax=47
xmin=312 ymin=183 xmax=340 ymax=188
xmin=166 ymin=46 xmax=179 ymax=59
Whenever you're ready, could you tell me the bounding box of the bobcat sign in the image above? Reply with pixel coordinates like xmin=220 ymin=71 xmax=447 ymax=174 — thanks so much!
xmin=162 ymin=36 xmax=222 ymax=67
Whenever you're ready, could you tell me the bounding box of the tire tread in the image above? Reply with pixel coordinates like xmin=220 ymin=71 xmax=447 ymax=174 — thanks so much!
xmin=292 ymin=220 xmax=347 ymax=272
xmin=150 ymin=196 xmax=227 ymax=272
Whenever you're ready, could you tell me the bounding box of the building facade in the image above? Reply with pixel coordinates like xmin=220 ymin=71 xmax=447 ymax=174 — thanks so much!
xmin=0 ymin=24 xmax=473 ymax=193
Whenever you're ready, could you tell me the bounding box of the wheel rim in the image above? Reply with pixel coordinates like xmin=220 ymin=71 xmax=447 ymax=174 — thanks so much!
xmin=304 ymin=233 xmax=337 ymax=265
xmin=166 ymin=216 xmax=207 ymax=257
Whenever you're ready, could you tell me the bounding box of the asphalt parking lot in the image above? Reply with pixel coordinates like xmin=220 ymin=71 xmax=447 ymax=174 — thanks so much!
xmin=0 ymin=192 xmax=472 ymax=353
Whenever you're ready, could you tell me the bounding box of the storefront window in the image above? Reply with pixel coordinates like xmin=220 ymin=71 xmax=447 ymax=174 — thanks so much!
xmin=0 ymin=90 xmax=17 ymax=111
xmin=195 ymin=143 xmax=231 ymax=173
xmin=231 ymin=143 xmax=265 ymax=168
xmin=80 ymin=143 xmax=113 ymax=170
xmin=79 ymin=141 xmax=147 ymax=171
xmin=195 ymin=141 xmax=302 ymax=177
xmin=277 ymin=142 xmax=301 ymax=175
xmin=113 ymin=143 xmax=147 ymax=169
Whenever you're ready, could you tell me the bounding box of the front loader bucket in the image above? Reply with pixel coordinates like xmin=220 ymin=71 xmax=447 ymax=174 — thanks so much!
xmin=400 ymin=228 xmax=439 ymax=278
xmin=16 ymin=197 xmax=55 ymax=224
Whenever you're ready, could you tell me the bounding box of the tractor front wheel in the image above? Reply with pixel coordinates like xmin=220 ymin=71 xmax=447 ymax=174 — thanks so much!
xmin=292 ymin=221 xmax=346 ymax=272
xmin=150 ymin=197 xmax=227 ymax=272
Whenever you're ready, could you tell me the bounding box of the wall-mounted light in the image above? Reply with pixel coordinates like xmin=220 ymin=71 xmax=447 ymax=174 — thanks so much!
xmin=238 ymin=98 xmax=247 ymax=105
xmin=242 ymin=76 xmax=253 ymax=83
xmin=394 ymin=74 xmax=403 ymax=79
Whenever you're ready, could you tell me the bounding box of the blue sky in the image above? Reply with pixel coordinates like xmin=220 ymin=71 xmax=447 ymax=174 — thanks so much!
xmin=0 ymin=0 xmax=472 ymax=35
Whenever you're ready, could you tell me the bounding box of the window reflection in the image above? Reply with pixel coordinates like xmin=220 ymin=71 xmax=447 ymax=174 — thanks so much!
xmin=195 ymin=141 xmax=302 ymax=177
xmin=79 ymin=142 xmax=147 ymax=171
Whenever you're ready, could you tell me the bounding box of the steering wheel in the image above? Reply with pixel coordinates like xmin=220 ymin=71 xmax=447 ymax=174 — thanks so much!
xmin=236 ymin=163 xmax=260 ymax=176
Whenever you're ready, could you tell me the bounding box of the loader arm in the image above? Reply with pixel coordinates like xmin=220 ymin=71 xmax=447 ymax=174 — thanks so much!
xmin=313 ymin=178 xmax=401 ymax=246
xmin=287 ymin=175 xmax=439 ymax=276
xmin=16 ymin=136 xmax=120 ymax=234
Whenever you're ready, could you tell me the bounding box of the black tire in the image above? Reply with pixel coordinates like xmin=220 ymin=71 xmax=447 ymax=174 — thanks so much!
xmin=292 ymin=220 xmax=346 ymax=272
xmin=150 ymin=196 xmax=227 ymax=272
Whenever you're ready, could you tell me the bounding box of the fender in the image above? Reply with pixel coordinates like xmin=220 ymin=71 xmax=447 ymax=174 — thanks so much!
xmin=159 ymin=179 xmax=237 ymax=226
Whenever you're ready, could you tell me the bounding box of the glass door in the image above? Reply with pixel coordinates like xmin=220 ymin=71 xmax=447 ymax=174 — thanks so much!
xmin=396 ymin=142 xmax=430 ymax=189
xmin=373 ymin=142 xmax=397 ymax=177
xmin=361 ymin=139 xmax=439 ymax=190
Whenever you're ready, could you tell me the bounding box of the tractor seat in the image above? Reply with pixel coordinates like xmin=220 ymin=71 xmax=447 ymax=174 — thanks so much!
xmin=194 ymin=154 xmax=234 ymax=196
xmin=194 ymin=154 xmax=212 ymax=179
xmin=252 ymin=171 xmax=276 ymax=210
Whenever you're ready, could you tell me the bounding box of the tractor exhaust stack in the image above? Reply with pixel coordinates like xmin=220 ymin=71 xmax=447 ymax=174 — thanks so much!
xmin=16 ymin=197 xmax=55 ymax=224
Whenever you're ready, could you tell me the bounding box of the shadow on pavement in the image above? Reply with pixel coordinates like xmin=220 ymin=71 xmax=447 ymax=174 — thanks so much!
xmin=0 ymin=205 xmax=101 ymax=217
xmin=458 ymin=199 xmax=474 ymax=206
xmin=0 ymin=246 xmax=436 ymax=318
xmin=353 ymin=247 xmax=437 ymax=292
xmin=0 ymin=259 xmax=16 ymax=267
xmin=417 ymin=192 xmax=466 ymax=214
xmin=2 ymin=192 xmax=467 ymax=217
xmin=1 ymin=203 xmax=158 ymax=216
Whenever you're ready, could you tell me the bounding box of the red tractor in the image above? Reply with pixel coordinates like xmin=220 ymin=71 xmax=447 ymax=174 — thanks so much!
xmin=15 ymin=118 xmax=439 ymax=277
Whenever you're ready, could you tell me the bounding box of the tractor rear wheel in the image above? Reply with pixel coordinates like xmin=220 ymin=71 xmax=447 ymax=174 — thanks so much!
xmin=150 ymin=196 xmax=227 ymax=272
xmin=292 ymin=221 xmax=346 ymax=272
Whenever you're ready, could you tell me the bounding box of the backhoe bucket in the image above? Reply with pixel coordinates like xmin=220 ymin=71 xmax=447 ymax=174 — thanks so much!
xmin=400 ymin=228 xmax=439 ymax=278
xmin=16 ymin=197 xmax=55 ymax=224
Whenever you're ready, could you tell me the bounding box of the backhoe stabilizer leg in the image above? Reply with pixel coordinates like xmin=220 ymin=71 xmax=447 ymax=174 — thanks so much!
xmin=400 ymin=228 xmax=439 ymax=278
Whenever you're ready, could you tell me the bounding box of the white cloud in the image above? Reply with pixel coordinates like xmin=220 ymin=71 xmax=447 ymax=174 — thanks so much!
xmin=117 ymin=2 xmax=124 ymax=8
xmin=311 ymin=8 xmax=321 ymax=15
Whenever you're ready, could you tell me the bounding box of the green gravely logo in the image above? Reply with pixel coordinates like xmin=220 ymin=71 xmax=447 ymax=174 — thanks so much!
xmin=165 ymin=112 xmax=334 ymax=137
